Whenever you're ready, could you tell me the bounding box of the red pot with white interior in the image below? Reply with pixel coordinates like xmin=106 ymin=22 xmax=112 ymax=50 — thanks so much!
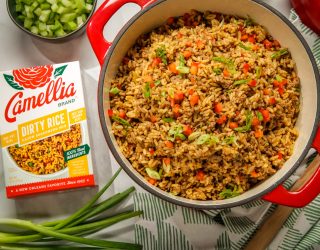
xmin=87 ymin=0 xmax=320 ymax=209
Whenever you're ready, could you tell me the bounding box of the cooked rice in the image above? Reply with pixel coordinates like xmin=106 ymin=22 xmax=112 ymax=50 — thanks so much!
xmin=8 ymin=124 xmax=82 ymax=175
xmin=107 ymin=11 xmax=300 ymax=200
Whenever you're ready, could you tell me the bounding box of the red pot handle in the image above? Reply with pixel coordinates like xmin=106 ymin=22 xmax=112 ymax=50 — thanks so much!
xmin=87 ymin=0 xmax=156 ymax=65
xmin=262 ymin=126 xmax=320 ymax=207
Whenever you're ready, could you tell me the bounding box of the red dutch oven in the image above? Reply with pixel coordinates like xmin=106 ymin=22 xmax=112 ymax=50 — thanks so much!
xmin=87 ymin=0 xmax=320 ymax=209
xmin=290 ymin=0 xmax=320 ymax=35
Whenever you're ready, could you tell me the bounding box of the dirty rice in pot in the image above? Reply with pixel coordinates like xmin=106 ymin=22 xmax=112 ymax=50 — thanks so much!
xmin=107 ymin=11 xmax=300 ymax=200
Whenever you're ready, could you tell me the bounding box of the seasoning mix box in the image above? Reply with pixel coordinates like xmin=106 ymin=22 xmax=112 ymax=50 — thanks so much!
xmin=0 ymin=61 xmax=95 ymax=198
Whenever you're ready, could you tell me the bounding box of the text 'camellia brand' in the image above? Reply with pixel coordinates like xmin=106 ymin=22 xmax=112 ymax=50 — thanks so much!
xmin=4 ymin=65 xmax=76 ymax=123
xmin=0 ymin=61 xmax=95 ymax=198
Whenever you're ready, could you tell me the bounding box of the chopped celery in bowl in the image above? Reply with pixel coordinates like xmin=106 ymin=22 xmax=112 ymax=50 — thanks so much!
xmin=6 ymin=0 xmax=97 ymax=42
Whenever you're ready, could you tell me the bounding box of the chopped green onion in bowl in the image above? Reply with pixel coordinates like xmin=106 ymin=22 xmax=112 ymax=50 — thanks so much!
xmin=10 ymin=0 xmax=96 ymax=39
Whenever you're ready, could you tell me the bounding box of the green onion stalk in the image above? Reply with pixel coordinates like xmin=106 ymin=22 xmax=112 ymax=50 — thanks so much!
xmin=0 ymin=168 xmax=143 ymax=250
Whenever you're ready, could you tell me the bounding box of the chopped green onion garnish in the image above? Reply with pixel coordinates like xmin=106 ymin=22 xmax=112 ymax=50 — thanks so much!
xmin=156 ymin=45 xmax=167 ymax=65
xmin=109 ymin=87 xmax=120 ymax=95
xmin=112 ymin=116 xmax=131 ymax=127
xmin=212 ymin=57 xmax=237 ymax=75
xmin=188 ymin=131 xmax=201 ymax=141
xmin=256 ymin=111 xmax=263 ymax=121
xmin=195 ymin=134 xmax=219 ymax=145
xmin=169 ymin=125 xmax=183 ymax=135
xmin=275 ymin=75 xmax=283 ymax=82
xmin=213 ymin=57 xmax=232 ymax=65
xmin=179 ymin=54 xmax=186 ymax=65
xmin=175 ymin=133 xmax=186 ymax=140
xmin=234 ymin=111 xmax=253 ymax=132
xmin=162 ymin=117 xmax=174 ymax=123
xmin=219 ymin=186 xmax=242 ymax=199
xmin=234 ymin=79 xmax=249 ymax=85
xmin=255 ymin=67 xmax=261 ymax=78
xmin=176 ymin=54 xmax=189 ymax=74
xmin=146 ymin=168 xmax=161 ymax=180
xmin=271 ymin=49 xmax=288 ymax=59
xmin=155 ymin=80 xmax=161 ymax=86
xmin=213 ymin=68 xmax=222 ymax=75
xmin=168 ymin=88 xmax=174 ymax=98
xmin=223 ymin=135 xmax=238 ymax=145
xmin=209 ymin=135 xmax=219 ymax=144
xmin=176 ymin=65 xmax=190 ymax=74
xmin=144 ymin=82 xmax=151 ymax=98
xmin=168 ymin=125 xmax=185 ymax=141
xmin=196 ymin=134 xmax=211 ymax=145
xmin=239 ymin=42 xmax=251 ymax=51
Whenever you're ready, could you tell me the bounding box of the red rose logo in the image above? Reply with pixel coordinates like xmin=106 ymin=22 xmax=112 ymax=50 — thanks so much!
xmin=13 ymin=65 xmax=53 ymax=89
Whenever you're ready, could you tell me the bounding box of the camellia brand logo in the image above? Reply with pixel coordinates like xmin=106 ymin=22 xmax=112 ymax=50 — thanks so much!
xmin=3 ymin=64 xmax=76 ymax=123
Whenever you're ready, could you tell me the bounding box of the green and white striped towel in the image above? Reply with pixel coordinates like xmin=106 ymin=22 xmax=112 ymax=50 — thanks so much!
xmin=134 ymin=8 xmax=320 ymax=250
